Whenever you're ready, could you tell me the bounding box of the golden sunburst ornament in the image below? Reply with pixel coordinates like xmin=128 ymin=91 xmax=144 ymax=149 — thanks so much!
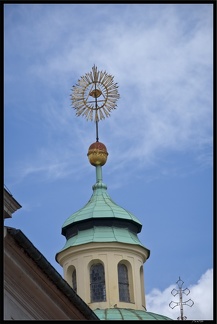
xmin=71 ymin=65 xmax=120 ymax=123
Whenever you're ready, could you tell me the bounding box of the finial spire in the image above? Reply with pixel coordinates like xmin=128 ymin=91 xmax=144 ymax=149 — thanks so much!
xmin=70 ymin=65 xmax=120 ymax=142
xmin=169 ymin=277 xmax=194 ymax=320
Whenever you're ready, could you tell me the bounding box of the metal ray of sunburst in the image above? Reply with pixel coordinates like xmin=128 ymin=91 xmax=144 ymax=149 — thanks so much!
xmin=70 ymin=65 xmax=120 ymax=141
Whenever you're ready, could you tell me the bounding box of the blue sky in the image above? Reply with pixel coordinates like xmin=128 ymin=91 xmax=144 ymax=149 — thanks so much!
xmin=4 ymin=3 xmax=213 ymax=320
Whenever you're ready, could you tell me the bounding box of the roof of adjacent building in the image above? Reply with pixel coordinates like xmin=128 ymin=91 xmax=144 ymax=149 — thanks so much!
xmin=5 ymin=227 xmax=99 ymax=321
xmin=4 ymin=186 xmax=22 ymax=219
xmin=94 ymin=308 xmax=173 ymax=320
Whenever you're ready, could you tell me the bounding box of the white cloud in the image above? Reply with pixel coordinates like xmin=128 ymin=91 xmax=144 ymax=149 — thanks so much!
xmin=4 ymin=4 xmax=213 ymax=184
xmin=146 ymin=268 xmax=213 ymax=320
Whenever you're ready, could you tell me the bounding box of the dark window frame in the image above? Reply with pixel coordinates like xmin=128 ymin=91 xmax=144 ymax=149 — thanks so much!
xmin=118 ymin=263 xmax=130 ymax=302
xmin=90 ymin=263 xmax=106 ymax=302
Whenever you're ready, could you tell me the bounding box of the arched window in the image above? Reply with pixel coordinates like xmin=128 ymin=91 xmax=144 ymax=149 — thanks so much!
xmin=90 ymin=263 xmax=106 ymax=302
xmin=140 ymin=265 xmax=146 ymax=308
xmin=72 ymin=269 xmax=77 ymax=293
xmin=118 ymin=263 xmax=130 ymax=302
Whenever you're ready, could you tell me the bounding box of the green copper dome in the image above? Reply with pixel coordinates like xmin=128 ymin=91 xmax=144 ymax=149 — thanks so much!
xmin=58 ymin=165 xmax=149 ymax=255
xmin=62 ymin=166 xmax=142 ymax=235
xmin=58 ymin=226 xmax=148 ymax=253
xmin=94 ymin=308 xmax=172 ymax=320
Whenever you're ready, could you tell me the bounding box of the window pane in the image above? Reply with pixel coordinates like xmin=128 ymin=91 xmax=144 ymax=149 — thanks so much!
xmin=90 ymin=263 xmax=106 ymax=302
xmin=118 ymin=264 xmax=130 ymax=302
xmin=72 ymin=269 xmax=77 ymax=293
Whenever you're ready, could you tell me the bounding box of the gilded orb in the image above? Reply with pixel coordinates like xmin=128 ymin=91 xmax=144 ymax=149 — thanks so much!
xmin=87 ymin=142 xmax=108 ymax=166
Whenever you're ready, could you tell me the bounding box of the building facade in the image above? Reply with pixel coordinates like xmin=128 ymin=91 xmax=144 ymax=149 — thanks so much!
xmin=3 ymin=187 xmax=99 ymax=321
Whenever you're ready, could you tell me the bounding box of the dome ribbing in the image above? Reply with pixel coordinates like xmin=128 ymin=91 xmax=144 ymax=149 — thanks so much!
xmin=61 ymin=165 xmax=142 ymax=237
xmin=94 ymin=308 xmax=172 ymax=320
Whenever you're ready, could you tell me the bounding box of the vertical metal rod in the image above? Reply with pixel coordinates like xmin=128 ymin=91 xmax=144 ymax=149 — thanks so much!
xmin=96 ymin=121 xmax=99 ymax=142
xmin=96 ymin=165 xmax=102 ymax=182
xmin=179 ymin=286 xmax=184 ymax=320
xmin=94 ymin=82 xmax=99 ymax=142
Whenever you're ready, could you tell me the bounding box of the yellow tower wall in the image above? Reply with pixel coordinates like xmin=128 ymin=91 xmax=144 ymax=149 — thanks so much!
xmin=57 ymin=242 xmax=149 ymax=311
